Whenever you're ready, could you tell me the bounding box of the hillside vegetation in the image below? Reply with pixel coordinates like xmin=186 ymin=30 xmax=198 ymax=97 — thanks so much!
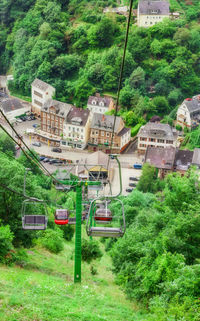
xmin=0 ymin=0 xmax=200 ymax=129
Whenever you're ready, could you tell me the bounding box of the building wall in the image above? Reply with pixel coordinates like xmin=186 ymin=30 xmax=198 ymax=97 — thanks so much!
xmin=87 ymin=103 xmax=109 ymax=115
xmin=137 ymin=14 xmax=169 ymax=27
xmin=2 ymin=105 xmax=31 ymax=123
xmin=120 ymin=130 xmax=131 ymax=149
xmin=177 ymin=103 xmax=191 ymax=128
xmin=41 ymin=108 xmax=64 ymax=137
xmin=31 ymin=86 xmax=55 ymax=115
xmin=137 ymin=136 xmax=177 ymax=153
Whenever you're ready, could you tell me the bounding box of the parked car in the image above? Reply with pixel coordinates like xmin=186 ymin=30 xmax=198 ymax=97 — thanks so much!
xmin=43 ymin=158 xmax=50 ymax=162
xmin=129 ymin=177 xmax=139 ymax=181
xmin=126 ymin=188 xmax=133 ymax=193
xmin=20 ymin=116 xmax=26 ymax=121
xmin=32 ymin=142 xmax=41 ymax=147
xmin=133 ymin=164 xmax=142 ymax=169
xmin=16 ymin=118 xmax=23 ymax=123
xmin=51 ymin=147 xmax=62 ymax=153
xmin=129 ymin=183 xmax=136 ymax=187
xmin=32 ymin=124 xmax=39 ymax=128
xmin=39 ymin=156 xmax=46 ymax=161
xmin=49 ymin=159 xmax=63 ymax=164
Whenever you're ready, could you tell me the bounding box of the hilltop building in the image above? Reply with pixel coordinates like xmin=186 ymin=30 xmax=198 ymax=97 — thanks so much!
xmin=177 ymin=95 xmax=200 ymax=129
xmin=0 ymin=98 xmax=31 ymax=123
xmin=31 ymin=79 xmax=55 ymax=115
xmin=87 ymin=94 xmax=115 ymax=117
xmin=137 ymin=0 xmax=170 ymax=27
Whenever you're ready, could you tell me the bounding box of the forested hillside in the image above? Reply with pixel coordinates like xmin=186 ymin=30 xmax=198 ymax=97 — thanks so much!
xmin=0 ymin=0 xmax=200 ymax=127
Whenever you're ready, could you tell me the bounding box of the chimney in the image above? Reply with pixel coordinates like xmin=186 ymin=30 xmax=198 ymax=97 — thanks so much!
xmin=95 ymin=93 xmax=100 ymax=98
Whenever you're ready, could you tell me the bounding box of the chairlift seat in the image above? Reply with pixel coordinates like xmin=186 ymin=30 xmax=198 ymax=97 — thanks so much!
xmin=88 ymin=227 xmax=123 ymax=238
xmin=22 ymin=215 xmax=47 ymax=230
xmin=95 ymin=208 xmax=112 ymax=222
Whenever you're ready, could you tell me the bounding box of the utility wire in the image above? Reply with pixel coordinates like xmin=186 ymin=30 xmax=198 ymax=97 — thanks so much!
xmin=0 ymin=109 xmax=56 ymax=178
xmin=107 ymin=0 xmax=134 ymax=170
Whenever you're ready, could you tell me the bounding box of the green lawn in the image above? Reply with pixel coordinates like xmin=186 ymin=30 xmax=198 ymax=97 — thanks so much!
xmin=0 ymin=240 xmax=145 ymax=321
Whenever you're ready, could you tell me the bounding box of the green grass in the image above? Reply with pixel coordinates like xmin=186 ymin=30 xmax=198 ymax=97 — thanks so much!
xmin=9 ymin=90 xmax=31 ymax=102
xmin=0 ymin=236 xmax=146 ymax=321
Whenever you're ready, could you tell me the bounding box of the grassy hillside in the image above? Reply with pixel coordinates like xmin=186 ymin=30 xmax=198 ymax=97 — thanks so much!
xmin=0 ymin=238 xmax=143 ymax=321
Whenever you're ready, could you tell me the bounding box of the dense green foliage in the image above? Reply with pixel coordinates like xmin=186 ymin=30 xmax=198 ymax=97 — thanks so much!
xmin=81 ymin=238 xmax=103 ymax=263
xmin=0 ymin=0 xmax=200 ymax=126
xmin=110 ymin=171 xmax=200 ymax=319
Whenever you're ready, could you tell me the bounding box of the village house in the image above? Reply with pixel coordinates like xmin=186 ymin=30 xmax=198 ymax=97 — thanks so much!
xmin=137 ymin=122 xmax=178 ymax=153
xmin=174 ymin=149 xmax=194 ymax=175
xmin=31 ymin=79 xmax=55 ymax=116
xmin=88 ymin=113 xmax=131 ymax=154
xmin=145 ymin=146 xmax=176 ymax=179
xmin=87 ymin=94 xmax=114 ymax=117
xmin=192 ymin=148 xmax=200 ymax=168
xmin=0 ymin=76 xmax=7 ymax=93
xmin=0 ymin=98 xmax=31 ymax=123
xmin=37 ymin=99 xmax=72 ymax=146
xmin=177 ymin=95 xmax=200 ymax=129
xmin=62 ymin=107 xmax=90 ymax=150
xmin=137 ymin=0 xmax=170 ymax=27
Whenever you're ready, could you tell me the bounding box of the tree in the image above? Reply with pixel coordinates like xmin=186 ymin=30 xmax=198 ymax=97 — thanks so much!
xmin=137 ymin=164 xmax=158 ymax=193
xmin=129 ymin=67 xmax=145 ymax=91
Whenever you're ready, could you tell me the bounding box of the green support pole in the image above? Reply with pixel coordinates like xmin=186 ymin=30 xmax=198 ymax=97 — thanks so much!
xmin=74 ymin=184 xmax=82 ymax=283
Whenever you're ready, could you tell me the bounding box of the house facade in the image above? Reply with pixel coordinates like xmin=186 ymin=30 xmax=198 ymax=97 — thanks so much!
xmin=37 ymin=99 xmax=72 ymax=146
xmin=137 ymin=122 xmax=178 ymax=153
xmin=87 ymin=94 xmax=114 ymax=117
xmin=137 ymin=0 xmax=170 ymax=27
xmin=88 ymin=113 xmax=131 ymax=154
xmin=31 ymin=79 xmax=55 ymax=115
xmin=177 ymin=95 xmax=200 ymax=129
xmin=62 ymin=107 xmax=90 ymax=150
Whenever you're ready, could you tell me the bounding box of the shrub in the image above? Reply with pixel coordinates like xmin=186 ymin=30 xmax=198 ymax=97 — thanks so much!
xmin=40 ymin=229 xmax=64 ymax=254
xmin=59 ymin=224 xmax=74 ymax=241
xmin=81 ymin=239 xmax=102 ymax=263
xmin=0 ymin=225 xmax=14 ymax=263
xmin=176 ymin=124 xmax=182 ymax=131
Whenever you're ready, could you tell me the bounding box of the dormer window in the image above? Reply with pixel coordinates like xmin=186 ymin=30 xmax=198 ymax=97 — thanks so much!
xmin=151 ymin=9 xmax=158 ymax=14
xmin=99 ymin=101 xmax=104 ymax=107
xmin=92 ymin=100 xmax=96 ymax=105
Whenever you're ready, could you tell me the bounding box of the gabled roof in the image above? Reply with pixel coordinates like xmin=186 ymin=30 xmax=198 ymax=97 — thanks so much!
xmin=66 ymin=107 xmax=90 ymax=126
xmin=192 ymin=148 xmax=200 ymax=166
xmin=87 ymin=96 xmax=112 ymax=108
xmin=91 ymin=113 xmax=122 ymax=133
xmin=138 ymin=0 xmax=169 ymax=15
xmin=174 ymin=149 xmax=193 ymax=170
xmin=42 ymin=99 xmax=72 ymax=118
xmin=31 ymin=78 xmax=55 ymax=92
xmin=117 ymin=127 xmax=131 ymax=137
xmin=183 ymin=99 xmax=200 ymax=114
xmin=138 ymin=122 xmax=176 ymax=140
xmin=1 ymin=98 xmax=23 ymax=112
xmin=145 ymin=146 xmax=176 ymax=169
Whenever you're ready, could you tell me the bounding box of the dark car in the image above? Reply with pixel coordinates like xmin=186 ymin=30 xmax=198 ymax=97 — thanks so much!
xmin=126 ymin=188 xmax=133 ymax=193
xmin=43 ymin=157 xmax=50 ymax=162
xmin=20 ymin=116 xmax=26 ymax=121
xmin=39 ymin=156 xmax=46 ymax=161
xmin=49 ymin=159 xmax=63 ymax=164
xmin=129 ymin=177 xmax=139 ymax=181
xmin=51 ymin=147 xmax=62 ymax=153
xmin=129 ymin=183 xmax=136 ymax=187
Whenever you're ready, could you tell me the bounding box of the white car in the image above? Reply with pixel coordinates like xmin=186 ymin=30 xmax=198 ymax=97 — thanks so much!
xmin=16 ymin=118 xmax=23 ymax=123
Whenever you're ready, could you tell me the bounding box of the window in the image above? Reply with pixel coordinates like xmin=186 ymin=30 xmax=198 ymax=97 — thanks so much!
xmin=47 ymin=120 xmax=50 ymax=125
xmin=106 ymin=132 xmax=109 ymax=137
xmin=81 ymin=129 xmax=83 ymax=133
xmin=150 ymin=22 xmax=152 ymax=24
xmin=69 ymin=133 xmax=71 ymax=137
xmin=81 ymin=135 xmax=83 ymax=139
xmin=34 ymin=90 xmax=42 ymax=98
xmin=139 ymin=144 xmax=146 ymax=148
xmin=69 ymin=126 xmax=71 ymax=130
xmin=96 ymin=131 xmax=98 ymax=135
xmin=43 ymin=125 xmax=46 ymax=131
xmin=55 ymin=129 xmax=58 ymax=134
xmin=140 ymin=137 xmax=147 ymax=141
xmin=149 ymin=138 xmax=155 ymax=142
xmin=92 ymin=131 xmax=95 ymax=135
xmin=166 ymin=140 xmax=173 ymax=144
xmin=73 ymin=127 xmax=75 ymax=132
xmin=157 ymin=139 xmax=164 ymax=143
xmin=101 ymin=131 xmax=104 ymax=136
xmin=100 ymin=109 xmax=102 ymax=112
xmin=77 ymin=128 xmax=79 ymax=131
xmin=34 ymin=99 xmax=43 ymax=107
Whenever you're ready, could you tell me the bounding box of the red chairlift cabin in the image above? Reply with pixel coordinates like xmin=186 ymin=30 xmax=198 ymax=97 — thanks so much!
xmin=185 ymin=98 xmax=192 ymax=101
xmin=94 ymin=208 xmax=112 ymax=222
xmin=54 ymin=209 xmax=69 ymax=225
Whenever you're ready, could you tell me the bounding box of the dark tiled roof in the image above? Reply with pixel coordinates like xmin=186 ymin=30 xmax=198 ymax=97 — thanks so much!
xmin=117 ymin=127 xmax=131 ymax=137
xmin=91 ymin=113 xmax=121 ymax=133
xmin=31 ymin=78 xmax=55 ymax=92
xmin=42 ymin=99 xmax=72 ymax=118
xmin=87 ymin=96 xmax=112 ymax=108
xmin=174 ymin=149 xmax=193 ymax=170
xmin=1 ymin=98 xmax=23 ymax=112
xmin=66 ymin=107 xmax=90 ymax=126
xmin=145 ymin=146 xmax=176 ymax=169
xmin=192 ymin=148 xmax=200 ymax=166
xmin=183 ymin=98 xmax=200 ymax=114
xmin=138 ymin=122 xmax=177 ymax=140
xmin=138 ymin=0 xmax=169 ymax=15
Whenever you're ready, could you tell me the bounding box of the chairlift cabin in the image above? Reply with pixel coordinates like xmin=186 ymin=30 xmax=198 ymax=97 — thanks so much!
xmin=55 ymin=209 xmax=69 ymax=225
xmin=22 ymin=199 xmax=48 ymax=230
xmin=94 ymin=200 xmax=112 ymax=222
xmin=86 ymin=198 xmax=125 ymax=238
